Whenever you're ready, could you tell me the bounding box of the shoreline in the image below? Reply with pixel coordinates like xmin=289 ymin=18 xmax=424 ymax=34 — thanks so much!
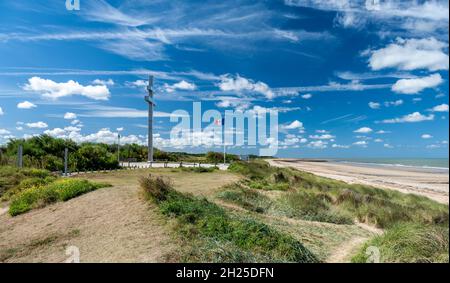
xmin=268 ymin=159 xmax=449 ymax=205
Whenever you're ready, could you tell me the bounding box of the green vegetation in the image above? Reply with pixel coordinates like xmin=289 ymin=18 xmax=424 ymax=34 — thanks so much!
xmin=140 ymin=174 xmax=318 ymax=263
xmin=180 ymin=166 xmax=218 ymax=173
xmin=352 ymin=223 xmax=449 ymax=263
xmin=9 ymin=178 xmax=111 ymax=216
xmin=226 ymin=161 xmax=448 ymax=229
xmin=205 ymin=151 xmax=239 ymax=164
xmin=0 ymin=166 xmax=54 ymax=200
xmin=0 ymin=135 xmax=242 ymax=172
xmin=223 ymin=161 xmax=449 ymax=262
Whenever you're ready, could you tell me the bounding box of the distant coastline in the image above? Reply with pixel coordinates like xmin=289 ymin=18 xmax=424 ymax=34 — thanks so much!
xmin=330 ymin=158 xmax=449 ymax=172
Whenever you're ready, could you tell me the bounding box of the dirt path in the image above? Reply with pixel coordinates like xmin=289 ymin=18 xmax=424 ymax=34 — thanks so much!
xmin=0 ymin=169 xmax=240 ymax=263
xmin=326 ymin=237 xmax=367 ymax=263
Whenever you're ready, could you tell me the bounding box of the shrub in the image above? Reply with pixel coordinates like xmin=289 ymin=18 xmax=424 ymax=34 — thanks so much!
xmin=0 ymin=166 xmax=52 ymax=199
xmin=9 ymin=178 xmax=110 ymax=216
xmin=46 ymin=179 xmax=98 ymax=201
xmin=352 ymin=223 xmax=449 ymax=263
xmin=140 ymin=174 xmax=175 ymax=203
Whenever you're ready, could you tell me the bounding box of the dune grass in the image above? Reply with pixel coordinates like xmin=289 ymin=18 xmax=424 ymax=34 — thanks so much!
xmin=226 ymin=161 xmax=449 ymax=229
xmin=140 ymin=174 xmax=319 ymax=263
xmin=352 ymin=223 xmax=449 ymax=263
xmin=224 ymin=161 xmax=449 ymax=262
xmin=9 ymin=178 xmax=111 ymax=216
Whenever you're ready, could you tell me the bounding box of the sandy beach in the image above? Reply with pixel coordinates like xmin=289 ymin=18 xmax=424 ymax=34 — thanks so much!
xmin=269 ymin=159 xmax=449 ymax=204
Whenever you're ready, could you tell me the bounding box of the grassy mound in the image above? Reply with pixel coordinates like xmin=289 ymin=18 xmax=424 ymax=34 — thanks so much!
xmin=9 ymin=179 xmax=111 ymax=216
xmin=0 ymin=166 xmax=53 ymax=200
xmin=352 ymin=223 xmax=449 ymax=263
xmin=226 ymin=161 xmax=449 ymax=229
xmin=140 ymin=174 xmax=319 ymax=263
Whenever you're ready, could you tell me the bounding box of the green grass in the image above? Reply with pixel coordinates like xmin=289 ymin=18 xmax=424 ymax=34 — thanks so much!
xmin=180 ymin=166 xmax=218 ymax=173
xmin=217 ymin=185 xmax=272 ymax=213
xmin=352 ymin=223 xmax=449 ymax=263
xmin=225 ymin=161 xmax=449 ymax=263
xmin=0 ymin=166 xmax=53 ymax=200
xmin=227 ymin=161 xmax=449 ymax=229
xmin=140 ymin=174 xmax=319 ymax=263
xmin=9 ymin=178 xmax=111 ymax=216
xmin=276 ymin=191 xmax=354 ymax=225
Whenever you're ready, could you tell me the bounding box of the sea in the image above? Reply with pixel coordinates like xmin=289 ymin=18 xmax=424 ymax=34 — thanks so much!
xmin=330 ymin=158 xmax=449 ymax=172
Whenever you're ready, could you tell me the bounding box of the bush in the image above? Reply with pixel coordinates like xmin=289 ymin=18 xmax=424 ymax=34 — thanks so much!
xmin=9 ymin=178 xmax=110 ymax=216
xmin=352 ymin=223 xmax=449 ymax=263
xmin=140 ymin=174 xmax=175 ymax=203
xmin=228 ymin=161 xmax=273 ymax=179
xmin=0 ymin=166 xmax=52 ymax=199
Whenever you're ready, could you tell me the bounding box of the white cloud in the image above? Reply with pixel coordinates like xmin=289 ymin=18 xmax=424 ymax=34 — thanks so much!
xmin=218 ymin=74 xmax=274 ymax=99
xmin=381 ymin=112 xmax=435 ymax=123
xmin=164 ymin=80 xmax=197 ymax=93
xmin=283 ymin=120 xmax=304 ymax=130
xmin=368 ymin=102 xmax=380 ymax=109
xmin=301 ymin=93 xmax=312 ymax=99
xmin=384 ymin=144 xmax=394 ymax=149
xmin=23 ymin=77 xmax=110 ymax=100
xmin=353 ymin=140 xmax=368 ymax=147
xmin=64 ymin=112 xmax=77 ymax=120
xmin=309 ymin=134 xmax=335 ymax=140
xmin=215 ymin=97 xmax=251 ymax=111
xmin=44 ymin=127 xmax=142 ymax=145
xmin=308 ymin=140 xmax=327 ymax=149
xmin=315 ymin=130 xmax=329 ymax=134
xmin=0 ymin=128 xmax=11 ymax=135
xmin=285 ymin=1 xmax=449 ymax=34
xmin=17 ymin=101 xmax=37 ymax=109
xmin=376 ymin=130 xmax=390 ymax=134
xmin=44 ymin=128 xmax=66 ymax=137
xmin=0 ymin=107 xmax=3 ymax=115
xmin=332 ymin=144 xmax=350 ymax=149
xmin=92 ymin=78 xmax=115 ymax=86
xmin=354 ymin=127 xmax=373 ymax=134
xmin=429 ymin=104 xmax=449 ymax=112
xmin=374 ymin=138 xmax=383 ymax=143
xmin=384 ymin=99 xmax=403 ymax=107
xmin=126 ymin=80 xmax=148 ymax=88
xmin=26 ymin=121 xmax=48 ymax=128
xmin=421 ymin=134 xmax=433 ymax=139
xmin=368 ymin=37 xmax=449 ymax=71
xmin=392 ymin=73 xmax=443 ymax=94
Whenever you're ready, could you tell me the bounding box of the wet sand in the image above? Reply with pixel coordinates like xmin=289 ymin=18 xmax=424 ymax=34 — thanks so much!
xmin=269 ymin=159 xmax=449 ymax=204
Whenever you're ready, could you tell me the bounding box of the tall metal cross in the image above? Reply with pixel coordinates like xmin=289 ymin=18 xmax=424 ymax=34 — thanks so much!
xmin=144 ymin=76 xmax=155 ymax=162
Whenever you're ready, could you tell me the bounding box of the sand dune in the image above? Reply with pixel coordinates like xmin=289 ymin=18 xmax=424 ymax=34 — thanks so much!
xmin=269 ymin=159 xmax=449 ymax=204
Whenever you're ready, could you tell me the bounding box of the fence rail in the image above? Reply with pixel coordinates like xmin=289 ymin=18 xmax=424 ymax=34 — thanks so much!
xmin=60 ymin=162 xmax=229 ymax=177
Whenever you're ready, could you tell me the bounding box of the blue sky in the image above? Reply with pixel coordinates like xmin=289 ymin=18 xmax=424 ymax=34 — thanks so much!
xmin=0 ymin=0 xmax=448 ymax=158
